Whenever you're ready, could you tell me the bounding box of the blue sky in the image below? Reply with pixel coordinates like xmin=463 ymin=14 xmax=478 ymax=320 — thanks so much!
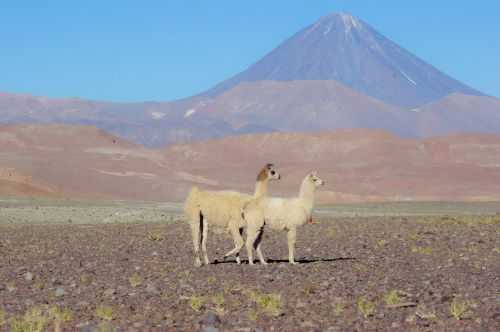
xmin=1 ymin=0 xmax=499 ymax=102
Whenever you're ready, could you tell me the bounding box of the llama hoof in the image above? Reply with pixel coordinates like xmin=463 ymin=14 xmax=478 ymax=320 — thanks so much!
xmin=289 ymin=261 xmax=298 ymax=265
xmin=194 ymin=259 xmax=202 ymax=267
xmin=236 ymin=257 xmax=241 ymax=264
xmin=260 ymin=260 xmax=268 ymax=265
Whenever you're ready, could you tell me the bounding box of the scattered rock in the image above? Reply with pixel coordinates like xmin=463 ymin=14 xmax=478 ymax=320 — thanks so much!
xmin=405 ymin=314 xmax=416 ymax=323
xmin=415 ymin=304 xmax=436 ymax=319
xmin=199 ymin=312 xmax=221 ymax=326
xmin=55 ymin=287 xmax=66 ymax=297
xmin=296 ymin=299 xmax=307 ymax=309
xmin=391 ymin=322 xmax=401 ymax=329
xmin=103 ymin=288 xmax=116 ymax=297
xmin=146 ymin=284 xmax=159 ymax=295
xmin=200 ymin=326 xmax=219 ymax=332
xmin=24 ymin=272 xmax=34 ymax=281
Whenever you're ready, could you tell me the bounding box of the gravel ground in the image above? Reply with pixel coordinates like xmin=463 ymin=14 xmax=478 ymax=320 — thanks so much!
xmin=0 ymin=209 xmax=499 ymax=331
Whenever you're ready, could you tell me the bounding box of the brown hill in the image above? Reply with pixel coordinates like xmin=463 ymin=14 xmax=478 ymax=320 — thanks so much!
xmin=1 ymin=89 xmax=499 ymax=147
xmin=190 ymin=80 xmax=411 ymax=137
xmin=414 ymin=93 xmax=500 ymax=137
xmin=2 ymin=124 xmax=499 ymax=202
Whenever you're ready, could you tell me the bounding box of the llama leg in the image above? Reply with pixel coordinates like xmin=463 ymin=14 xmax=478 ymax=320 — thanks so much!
xmin=287 ymin=227 xmax=297 ymax=264
xmin=190 ymin=219 xmax=202 ymax=267
xmin=224 ymin=225 xmax=244 ymax=264
xmin=201 ymin=218 xmax=209 ymax=265
xmin=255 ymin=226 xmax=268 ymax=265
xmin=236 ymin=227 xmax=244 ymax=264
xmin=245 ymin=227 xmax=260 ymax=265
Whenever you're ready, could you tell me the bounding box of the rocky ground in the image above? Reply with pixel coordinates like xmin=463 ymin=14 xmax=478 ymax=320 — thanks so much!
xmin=0 ymin=203 xmax=499 ymax=331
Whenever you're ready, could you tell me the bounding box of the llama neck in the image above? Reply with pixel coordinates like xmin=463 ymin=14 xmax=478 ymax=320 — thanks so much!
xmin=254 ymin=178 xmax=269 ymax=198
xmin=299 ymin=180 xmax=316 ymax=213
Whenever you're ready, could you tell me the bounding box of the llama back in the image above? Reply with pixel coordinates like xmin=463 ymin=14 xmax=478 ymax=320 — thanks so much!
xmin=186 ymin=187 xmax=251 ymax=227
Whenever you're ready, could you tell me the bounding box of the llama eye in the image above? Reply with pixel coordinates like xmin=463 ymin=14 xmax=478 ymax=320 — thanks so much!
xmin=271 ymin=170 xmax=276 ymax=175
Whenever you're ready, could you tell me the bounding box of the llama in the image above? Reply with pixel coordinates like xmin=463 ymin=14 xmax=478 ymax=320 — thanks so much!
xmin=184 ymin=164 xmax=280 ymax=267
xmin=242 ymin=172 xmax=324 ymax=265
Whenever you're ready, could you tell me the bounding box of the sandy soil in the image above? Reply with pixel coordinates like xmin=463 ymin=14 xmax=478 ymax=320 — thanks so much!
xmin=0 ymin=203 xmax=499 ymax=331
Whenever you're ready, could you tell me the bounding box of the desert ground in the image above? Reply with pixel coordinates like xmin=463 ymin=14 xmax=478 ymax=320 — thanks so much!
xmin=0 ymin=199 xmax=499 ymax=331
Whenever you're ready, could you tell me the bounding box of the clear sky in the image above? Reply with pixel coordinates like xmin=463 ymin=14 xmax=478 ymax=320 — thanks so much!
xmin=1 ymin=0 xmax=499 ymax=102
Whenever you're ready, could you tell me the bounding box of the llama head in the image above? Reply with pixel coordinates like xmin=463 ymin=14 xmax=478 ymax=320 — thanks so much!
xmin=307 ymin=171 xmax=324 ymax=187
xmin=257 ymin=163 xmax=281 ymax=181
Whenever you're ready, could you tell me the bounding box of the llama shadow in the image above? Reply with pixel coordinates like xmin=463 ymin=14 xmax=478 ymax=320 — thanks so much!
xmin=212 ymin=256 xmax=355 ymax=265
xmin=267 ymin=257 xmax=356 ymax=264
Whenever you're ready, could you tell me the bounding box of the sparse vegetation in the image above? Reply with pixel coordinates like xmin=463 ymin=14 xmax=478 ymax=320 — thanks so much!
xmin=128 ymin=273 xmax=143 ymax=288
xmin=0 ymin=309 xmax=5 ymax=327
xmin=79 ymin=273 xmax=92 ymax=286
xmin=303 ymin=284 xmax=315 ymax=295
xmin=411 ymin=246 xmax=433 ymax=255
xmin=384 ymin=290 xmax=401 ymax=306
xmin=94 ymin=322 xmax=117 ymax=332
xmin=450 ymin=297 xmax=470 ymax=320
xmin=48 ymin=305 xmax=73 ymax=332
xmin=357 ymin=296 xmax=375 ymax=318
xmin=189 ymin=296 xmax=205 ymax=312
xmin=377 ymin=239 xmax=388 ymax=248
xmin=326 ymin=226 xmax=337 ymax=238
xmin=95 ymin=305 xmax=115 ymax=321
xmin=10 ymin=307 xmax=49 ymax=332
xmin=147 ymin=232 xmax=164 ymax=241
xmin=247 ymin=309 xmax=258 ymax=321
xmin=207 ymin=276 xmax=217 ymax=285
xmin=212 ymin=293 xmax=225 ymax=315
xmin=252 ymin=292 xmax=283 ymax=317
xmin=333 ymin=301 xmax=345 ymax=315
xmin=407 ymin=233 xmax=419 ymax=241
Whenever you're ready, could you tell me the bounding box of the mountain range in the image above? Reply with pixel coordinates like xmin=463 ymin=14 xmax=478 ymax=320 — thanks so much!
xmin=2 ymin=124 xmax=500 ymax=202
xmin=0 ymin=12 xmax=498 ymax=147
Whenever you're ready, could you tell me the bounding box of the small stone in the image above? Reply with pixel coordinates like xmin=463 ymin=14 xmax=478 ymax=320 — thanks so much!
xmin=75 ymin=321 xmax=91 ymax=328
xmin=76 ymin=301 xmax=90 ymax=308
xmin=199 ymin=312 xmax=221 ymax=326
xmin=405 ymin=314 xmax=416 ymax=323
xmin=103 ymin=288 xmax=116 ymax=297
xmin=391 ymin=322 xmax=401 ymax=329
xmin=296 ymin=299 xmax=307 ymax=309
xmin=24 ymin=272 xmax=34 ymax=281
xmin=146 ymin=284 xmax=159 ymax=295
xmin=416 ymin=304 xmax=436 ymax=319
xmin=200 ymin=327 xmax=219 ymax=332
xmin=300 ymin=321 xmax=316 ymax=328
xmin=55 ymin=287 xmax=65 ymax=297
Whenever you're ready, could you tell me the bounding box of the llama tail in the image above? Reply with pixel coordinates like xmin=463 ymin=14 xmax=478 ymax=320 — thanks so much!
xmin=184 ymin=186 xmax=201 ymax=220
xmin=185 ymin=186 xmax=204 ymax=267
